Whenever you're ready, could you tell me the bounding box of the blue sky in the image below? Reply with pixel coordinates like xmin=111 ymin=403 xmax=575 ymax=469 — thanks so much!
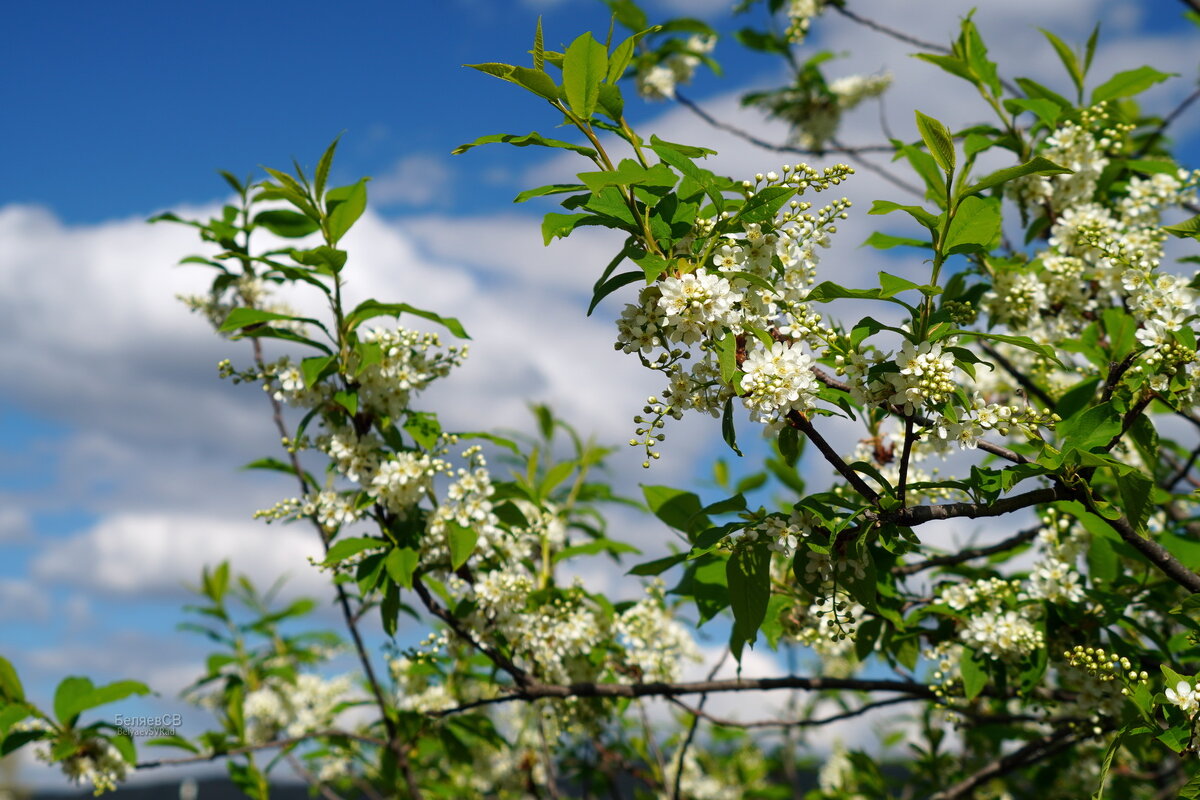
xmin=2 ymin=0 xmax=1198 ymax=789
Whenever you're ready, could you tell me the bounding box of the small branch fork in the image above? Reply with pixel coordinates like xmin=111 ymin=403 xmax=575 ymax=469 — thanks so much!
xmin=929 ymin=728 xmax=1089 ymax=800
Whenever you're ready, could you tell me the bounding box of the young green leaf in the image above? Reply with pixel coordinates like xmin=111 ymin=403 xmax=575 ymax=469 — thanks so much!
xmin=1090 ymin=65 xmax=1173 ymax=104
xmin=562 ymin=32 xmax=608 ymax=119
xmin=914 ymin=110 xmax=956 ymax=175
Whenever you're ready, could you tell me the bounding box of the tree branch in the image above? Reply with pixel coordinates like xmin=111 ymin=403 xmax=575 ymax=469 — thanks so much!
xmin=429 ymin=675 xmax=937 ymax=717
xmin=929 ymin=728 xmax=1086 ymax=800
xmin=787 ymin=410 xmax=880 ymax=504
xmin=665 ymin=694 xmax=916 ymax=730
xmin=893 ymin=525 xmax=1041 ymax=576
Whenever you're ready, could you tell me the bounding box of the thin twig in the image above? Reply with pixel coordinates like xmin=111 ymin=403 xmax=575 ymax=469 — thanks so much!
xmin=830 ymin=137 xmax=926 ymax=197
xmin=285 ymin=752 xmax=346 ymax=800
xmin=929 ymin=729 xmax=1085 ymax=800
xmin=673 ymin=91 xmax=895 ymax=156
xmin=666 ymin=694 xmax=916 ymax=730
xmin=1136 ymin=85 xmax=1200 ymax=157
xmin=893 ymin=525 xmax=1041 ymax=576
xmin=136 ymin=730 xmax=387 ymax=769
xmin=671 ymin=650 xmax=727 ymax=800
xmin=429 ymin=675 xmax=937 ymax=718
xmin=412 ymin=574 xmax=533 ymax=687
xmin=829 ymin=5 xmax=950 ymax=55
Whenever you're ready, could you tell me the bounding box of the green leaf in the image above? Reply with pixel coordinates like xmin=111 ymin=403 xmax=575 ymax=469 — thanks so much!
xmin=863 ymin=231 xmax=931 ymax=250
xmin=326 ymin=179 xmax=369 ymax=244
xmin=54 ymin=678 xmax=150 ymax=726
xmin=963 ymin=156 xmax=1072 ymax=196
xmin=451 ymin=132 xmax=596 ymax=159
xmin=943 ymin=195 xmax=1000 ymax=255
xmin=554 ymin=538 xmax=640 ymax=563
xmin=727 ymin=540 xmax=771 ymax=656
xmin=218 ymin=307 xmax=324 ymax=334
xmin=1115 ymin=469 xmax=1153 ymax=533
xmin=533 ymin=17 xmax=545 ymax=71
xmin=301 ymin=354 xmax=335 ymax=389
xmin=542 ymin=212 xmax=593 ymax=244
xmin=464 ymin=63 xmax=559 ymax=100
xmin=1165 ymin=214 xmax=1200 ymax=240
xmin=588 ymin=270 xmax=642 ymax=315
xmin=642 ymin=485 xmax=708 ymax=537
xmin=1004 ymin=98 xmax=1063 ymax=128
xmin=514 ymin=183 xmax=587 ymax=203
xmin=253 ymin=210 xmax=320 ymax=238
xmin=914 ymin=110 xmax=956 ymax=174
xmin=314 ymin=135 xmax=341 ymax=201
xmin=345 ymin=299 xmax=469 ymax=339
xmin=960 ymin=649 xmax=987 ymax=700
xmin=562 ymin=32 xmax=608 ymax=118
xmin=1090 ymin=66 xmax=1173 ymax=104
xmin=403 ymin=411 xmax=442 ymax=450
xmin=291 ymin=245 xmax=348 ymax=275
xmin=868 ymin=200 xmax=941 ymax=233
xmin=628 ymin=552 xmax=688 ymax=576
xmin=322 ymin=537 xmax=384 ymax=567
xmin=0 ymin=657 xmax=23 ymax=703
xmin=384 ymin=547 xmax=420 ymax=589
xmin=1059 ymin=402 xmax=1121 ymax=452
xmin=1040 ymin=28 xmax=1084 ymax=98
xmin=447 ymin=522 xmax=478 ymax=570
xmin=721 ymin=396 xmax=743 ymax=457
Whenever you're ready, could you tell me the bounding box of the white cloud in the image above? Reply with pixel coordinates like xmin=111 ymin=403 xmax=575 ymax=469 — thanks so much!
xmin=371 ymin=153 xmax=455 ymax=208
xmin=31 ymin=512 xmax=328 ymax=600
xmin=0 ymin=579 xmax=51 ymax=622
xmin=0 ymin=506 xmax=31 ymax=541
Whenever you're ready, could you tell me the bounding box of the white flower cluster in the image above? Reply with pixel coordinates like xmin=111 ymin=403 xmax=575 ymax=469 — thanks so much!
xmin=635 ymin=35 xmax=716 ymax=101
xmin=988 ymin=112 xmax=1200 ymax=400
xmin=938 ymin=576 xmax=1043 ymax=660
xmin=961 ymin=608 xmax=1044 ymax=660
xmin=785 ymin=0 xmax=825 ymax=44
xmin=616 ymin=167 xmax=854 ymax=462
xmin=242 ymin=672 xmax=353 ymax=743
xmin=663 ymin=752 xmax=741 ymax=800
xmin=741 ymin=341 xmax=818 ymax=427
xmin=613 ymin=584 xmax=701 ymax=682
xmin=14 ymin=719 xmax=128 ymax=794
xmin=424 ymin=446 xmax=505 ymax=565
xmin=790 ymin=72 xmax=893 ymax=150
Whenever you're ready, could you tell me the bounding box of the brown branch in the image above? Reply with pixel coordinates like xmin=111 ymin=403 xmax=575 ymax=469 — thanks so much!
xmin=250 ymin=337 xmax=401 ymax=773
xmin=672 ymin=91 xmax=895 ymax=156
xmin=411 ymin=575 xmax=534 ymax=688
xmin=1164 ymin=446 xmax=1200 ymax=490
xmin=829 ymin=137 xmax=926 ymax=197
xmin=829 ymin=4 xmax=950 ymax=55
xmin=665 ymin=694 xmax=917 ymax=730
xmin=1136 ymin=84 xmax=1200 ymax=157
xmin=875 ymin=487 xmax=1066 ymax=526
xmin=136 ymin=730 xmax=387 ymax=769
xmin=787 ymin=410 xmax=880 ymax=504
xmin=429 ymin=675 xmax=937 ymax=718
xmin=285 ymin=752 xmax=346 ymax=800
xmin=829 ymin=5 xmax=1022 ymax=97
xmin=929 ymin=728 xmax=1086 ymax=800
xmin=893 ymin=525 xmax=1041 ymax=576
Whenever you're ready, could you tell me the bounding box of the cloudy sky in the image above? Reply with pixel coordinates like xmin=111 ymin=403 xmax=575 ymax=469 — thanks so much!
xmin=2 ymin=0 xmax=1198 ymax=789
